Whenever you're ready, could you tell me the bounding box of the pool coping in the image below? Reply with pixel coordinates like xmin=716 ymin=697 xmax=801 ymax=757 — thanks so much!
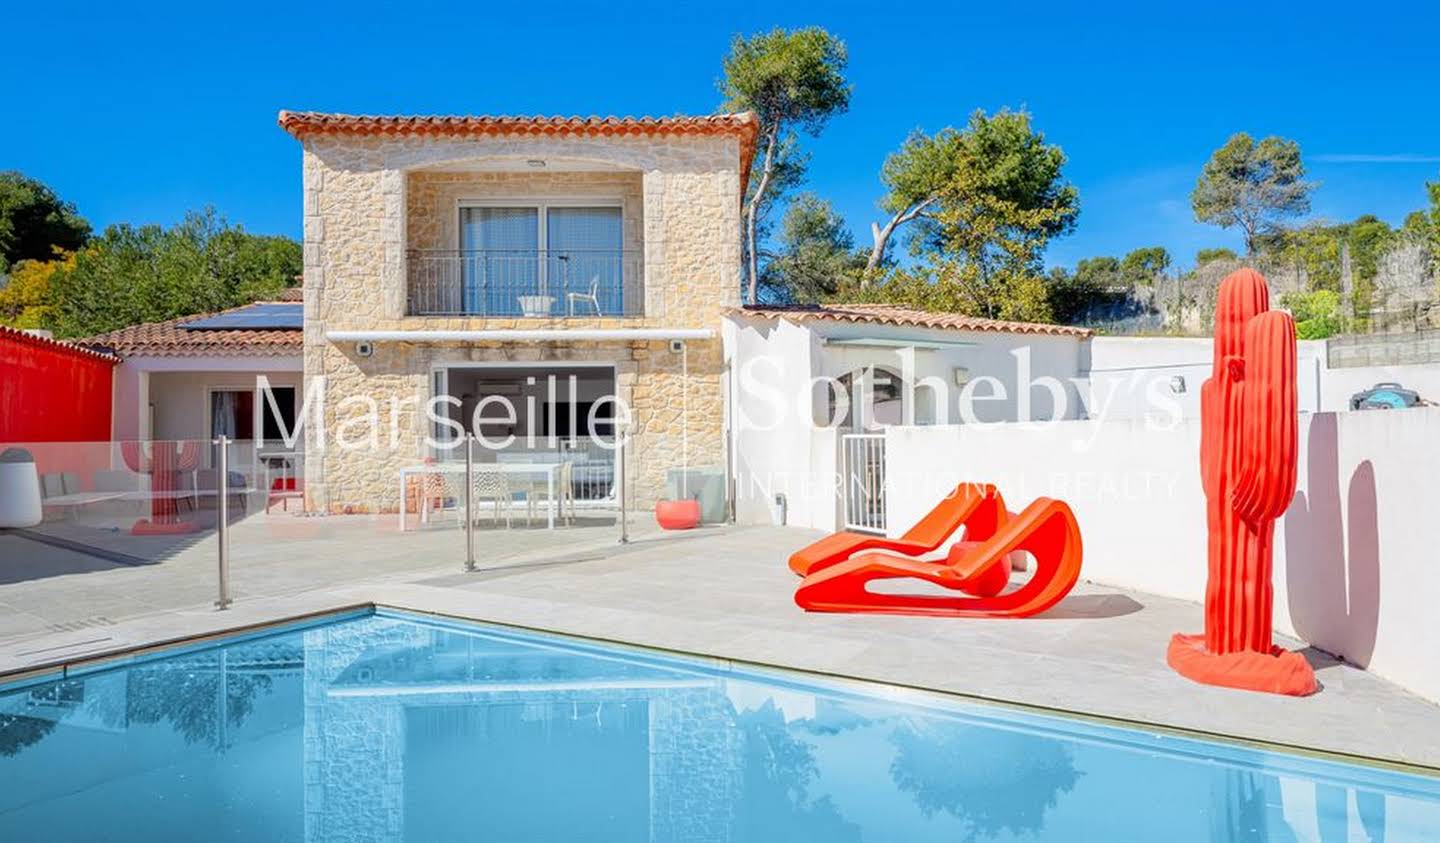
xmin=3 ymin=598 xmax=1439 ymax=783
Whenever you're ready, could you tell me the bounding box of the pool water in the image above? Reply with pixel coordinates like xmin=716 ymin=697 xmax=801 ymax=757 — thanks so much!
xmin=1 ymin=611 xmax=1437 ymax=842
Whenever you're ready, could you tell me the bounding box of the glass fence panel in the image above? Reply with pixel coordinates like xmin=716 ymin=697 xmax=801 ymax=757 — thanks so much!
xmin=1 ymin=327 xmax=732 ymax=650
xmin=0 ymin=440 xmax=223 ymax=646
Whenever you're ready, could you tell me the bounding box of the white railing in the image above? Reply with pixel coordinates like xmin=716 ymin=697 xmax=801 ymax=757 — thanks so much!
xmin=841 ymin=432 xmax=887 ymax=533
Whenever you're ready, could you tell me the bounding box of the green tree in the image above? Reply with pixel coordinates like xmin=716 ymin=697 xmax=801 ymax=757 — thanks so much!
xmin=0 ymin=251 xmax=74 ymax=328
xmin=1280 ymin=289 xmax=1342 ymax=339
xmin=0 ymin=172 xmax=91 ymax=273
xmin=48 ymin=208 xmax=300 ymax=337
xmin=1191 ymin=133 xmax=1314 ymax=254
xmin=719 ymin=27 xmax=852 ymax=303
xmin=762 ymin=193 xmax=864 ymax=303
xmin=1267 ymin=223 xmax=1343 ymax=291
xmin=844 ymin=110 xmax=1076 ymax=323
xmin=1045 ymin=255 xmax=1152 ymax=325
xmin=902 ymin=109 xmax=1078 ymax=320
xmin=1074 ymin=256 xmax=1123 ymax=289
xmin=1045 ymin=266 xmax=1100 ymax=324
xmin=1430 ymin=175 xmax=1440 ymax=248
xmin=1403 ymin=173 xmax=1440 ymax=251
xmin=1265 ymin=216 xmax=1396 ymax=326
xmin=1401 ymin=210 xmax=1432 ymax=242
xmin=1120 ymin=246 xmax=1171 ymax=287
xmin=866 ymin=128 xmax=963 ymax=277
xmin=1346 ymin=215 xmax=1397 ymax=281
xmin=1196 ymin=247 xmax=1239 ymax=265
xmin=844 ymin=263 xmax=1055 ymax=323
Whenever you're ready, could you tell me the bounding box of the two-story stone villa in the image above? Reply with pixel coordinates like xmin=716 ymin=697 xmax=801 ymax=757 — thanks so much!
xmin=278 ymin=110 xmax=759 ymax=513
xmin=70 ymin=110 xmax=1090 ymax=522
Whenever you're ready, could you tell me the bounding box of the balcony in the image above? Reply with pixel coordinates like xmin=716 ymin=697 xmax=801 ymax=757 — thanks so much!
xmin=406 ymin=249 xmax=643 ymax=318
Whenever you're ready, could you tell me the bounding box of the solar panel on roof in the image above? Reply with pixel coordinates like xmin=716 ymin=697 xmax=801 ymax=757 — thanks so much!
xmin=181 ymin=303 xmax=303 ymax=330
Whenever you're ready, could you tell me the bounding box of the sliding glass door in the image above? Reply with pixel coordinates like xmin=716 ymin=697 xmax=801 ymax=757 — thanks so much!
xmin=546 ymin=207 xmax=623 ymax=315
xmin=458 ymin=204 xmax=622 ymax=316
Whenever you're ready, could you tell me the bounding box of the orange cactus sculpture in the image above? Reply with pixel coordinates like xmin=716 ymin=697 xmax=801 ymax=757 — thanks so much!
xmin=1167 ymin=269 xmax=1317 ymax=696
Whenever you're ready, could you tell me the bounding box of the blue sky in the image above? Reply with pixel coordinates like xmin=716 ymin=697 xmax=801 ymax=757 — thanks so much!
xmin=6 ymin=0 xmax=1437 ymax=270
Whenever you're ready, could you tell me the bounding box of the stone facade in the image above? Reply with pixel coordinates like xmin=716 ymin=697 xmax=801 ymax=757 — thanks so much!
xmin=297 ymin=130 xmax=743 ymax=512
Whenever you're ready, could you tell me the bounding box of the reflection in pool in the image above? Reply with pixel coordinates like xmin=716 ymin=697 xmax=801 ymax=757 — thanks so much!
xmin=0 ymin=612 xmax=1436 ymax=841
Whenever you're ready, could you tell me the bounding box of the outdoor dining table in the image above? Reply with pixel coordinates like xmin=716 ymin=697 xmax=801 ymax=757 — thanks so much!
xmin=397 ymin=461 xmax=564 ymax=531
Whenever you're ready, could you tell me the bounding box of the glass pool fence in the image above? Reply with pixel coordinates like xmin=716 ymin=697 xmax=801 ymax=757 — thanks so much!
xmin=0 ymin=433 xmax=723 ymax=653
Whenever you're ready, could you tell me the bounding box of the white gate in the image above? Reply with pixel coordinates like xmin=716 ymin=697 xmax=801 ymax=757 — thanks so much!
xmin=841 ymin=433 xmax=886 ymax=533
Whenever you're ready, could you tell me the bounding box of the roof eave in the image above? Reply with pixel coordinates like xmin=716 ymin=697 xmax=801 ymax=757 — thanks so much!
xmin=277 ymin=110 xmax=759 ymax=193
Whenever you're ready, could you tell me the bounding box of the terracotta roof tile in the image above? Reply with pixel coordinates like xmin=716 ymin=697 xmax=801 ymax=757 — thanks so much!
xmin=277 ymin=110 xmax=757 ymax=140
xmin=273 ymin=287 xmax=303 ymax=302
xmin=727 ymin=303 xmax=1093 ymax=338
xmin=74 ymin=299 xmax=303 ymax=359
xmin=0 ymin=325 xmax=119 ymax=363
xmin=277 ymin=110 xmax=760 ymax=192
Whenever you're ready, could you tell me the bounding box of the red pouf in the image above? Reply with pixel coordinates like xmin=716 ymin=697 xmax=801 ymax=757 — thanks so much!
xmin=654 ymin=499 xmax=701 ymax=530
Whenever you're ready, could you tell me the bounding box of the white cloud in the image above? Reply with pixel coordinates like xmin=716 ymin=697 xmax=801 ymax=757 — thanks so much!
xmin=1313 ymin=153 xmax=1440 ymax=164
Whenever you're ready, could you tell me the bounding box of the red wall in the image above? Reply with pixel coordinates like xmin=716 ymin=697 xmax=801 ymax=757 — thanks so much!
xmin=0 ymin=328 xmax=116 ymax=443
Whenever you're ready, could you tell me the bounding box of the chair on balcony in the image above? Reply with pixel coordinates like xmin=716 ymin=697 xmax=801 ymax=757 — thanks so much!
xmin=567 ymin=276 xmax=603 ymax=317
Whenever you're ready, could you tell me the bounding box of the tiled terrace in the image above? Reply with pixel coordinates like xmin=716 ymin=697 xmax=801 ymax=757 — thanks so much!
xmin=1 ymin=520 xmax=1437 ymax=772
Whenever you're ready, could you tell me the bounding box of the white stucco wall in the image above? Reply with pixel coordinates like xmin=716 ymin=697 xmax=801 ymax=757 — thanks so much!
xmin=726 ymin=317 xmax=827 ymax=527
xmin=1085 ymin=337 xmax=1328 ymax=420
xmin=724 ymin=315 xmax=1087 ymax=529
xmin=882 ymin=407 xmax=1440 ymax=705
xmin=1319 ymin=362 xmax=1440 ymax=410
xmin=815 ymin=325 xmax=1087 ymax=425
xmin=111 ymin=356 xmax=303 ymax=442
xmin=148 ymin=370 xmax=304 ymax=442
xmin=1085 ymin=335 xmax=1440 ymax=420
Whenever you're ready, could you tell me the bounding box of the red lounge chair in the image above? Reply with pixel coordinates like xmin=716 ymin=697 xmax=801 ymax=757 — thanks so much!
xmin=794 ymin=497 xmax=1082 ymax=618
xmin=788 ymin=483 xmax=1006 ymax=577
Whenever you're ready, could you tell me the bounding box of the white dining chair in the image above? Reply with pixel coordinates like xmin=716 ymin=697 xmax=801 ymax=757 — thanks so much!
xmin=567 ymin=276 xmax=602 ymax=316
xmin=558 ymin=460 xmax=576 ymax=525
xmin=469 ymin=466 xmax=512 ymax=528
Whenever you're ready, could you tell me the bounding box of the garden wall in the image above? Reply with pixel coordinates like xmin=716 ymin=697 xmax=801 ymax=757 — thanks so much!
xmin=0 ymin=327 xmax=115 ymax=445
xmin=882 ymin=408 xmax=1440 ymax=706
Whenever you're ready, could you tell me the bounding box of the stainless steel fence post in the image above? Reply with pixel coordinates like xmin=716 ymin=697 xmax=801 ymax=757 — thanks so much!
xmin=617 ymin=432 xmax=629 ymax=544
xmin=215 ymin=435 xmax=232 ymax=610
xmin=464 ymin=434 xmax=476 ymax=571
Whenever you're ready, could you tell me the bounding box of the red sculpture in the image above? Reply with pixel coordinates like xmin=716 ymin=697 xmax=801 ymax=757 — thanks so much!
xmin=1168 ymin=269 xmax=1318 ymax=696
xmin=122 ymin=440 xmax=202 ymax=535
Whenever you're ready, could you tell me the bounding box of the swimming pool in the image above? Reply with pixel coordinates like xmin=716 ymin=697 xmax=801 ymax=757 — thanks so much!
xmin=2 ymin=610 xmax=1437 ymax=842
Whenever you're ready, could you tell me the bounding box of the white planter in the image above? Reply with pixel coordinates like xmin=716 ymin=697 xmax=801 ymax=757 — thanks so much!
xmin=0 ymin=460 xmax=42 ymax=528
xmin=518 ymin=295 xmax=556 ymax=317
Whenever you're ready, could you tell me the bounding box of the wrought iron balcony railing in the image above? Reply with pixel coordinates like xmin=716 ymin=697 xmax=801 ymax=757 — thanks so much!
xmin=406 ymin=249 xmax=643 ymax=317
